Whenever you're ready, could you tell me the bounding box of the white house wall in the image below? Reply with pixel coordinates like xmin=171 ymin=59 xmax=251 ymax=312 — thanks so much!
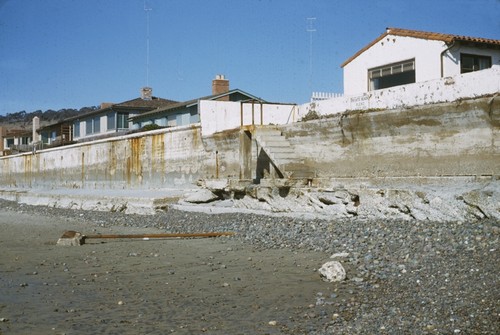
xmin=344 ymin=36 xmax=446 ymax=95
xmin=447 ymin=44 xmax=500 ymax=77
xmin=303 ymin=65 xmax=500 ymax=118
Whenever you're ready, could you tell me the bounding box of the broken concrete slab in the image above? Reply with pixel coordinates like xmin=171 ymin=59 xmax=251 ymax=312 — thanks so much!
xmin=56 ymin=231 xmax=84 ymax=246
xmin=183 ymin=189 xmax=220 ymax=204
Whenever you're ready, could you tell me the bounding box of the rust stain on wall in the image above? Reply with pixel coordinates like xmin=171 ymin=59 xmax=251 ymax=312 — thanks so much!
xmin=109 ymin=142 xmax=117 ymax=177
xmin=23 ymin=154 xmax=32 ymax=187
xmin=128 ymin=137 xmax=143 ymax=185
xmin=190 ymin=125 xmax=199 ymax=148
xmin=151 ymin=133 xmax=165 ymax=173
xmin=81 ymin=152 xmax=85 ymax=187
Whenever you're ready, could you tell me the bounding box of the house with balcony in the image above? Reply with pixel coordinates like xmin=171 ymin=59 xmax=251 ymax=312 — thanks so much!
xmin=37 ymin=121 xmax=74 ymax=147
xmin=341 ymin=27 xmax=500 ymax=95
xmin=0 ymin=127 xmax=32 ymax=155
xmin=130 ymin=75 xmax=265 ymax=129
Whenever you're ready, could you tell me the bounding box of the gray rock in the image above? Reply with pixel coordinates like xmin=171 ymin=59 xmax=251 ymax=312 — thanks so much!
xmin=319 ymin=261 xmax=346 ymax=282
xmin=183 ymin=189 xmax=219 ymax=204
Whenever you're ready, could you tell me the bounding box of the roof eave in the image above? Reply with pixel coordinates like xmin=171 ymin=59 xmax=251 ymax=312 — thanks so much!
xmin=341 ymin=27 xmax=500 ymax=68
xmin=131 ymin=89 xmax=266 ymax=121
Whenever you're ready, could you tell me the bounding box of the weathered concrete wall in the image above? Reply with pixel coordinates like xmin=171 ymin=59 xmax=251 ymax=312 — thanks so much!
xmin=0 ymin=96 xmax=498 ymax=191
xmin=287 ymin=95 xmax=499 ymax=178
xmin=0 ymin=125 xmax=225 ymax=189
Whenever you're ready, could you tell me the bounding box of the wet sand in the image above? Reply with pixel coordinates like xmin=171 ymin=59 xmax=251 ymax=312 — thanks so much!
xmin=0 ymin=211 xmax=335 ymax=334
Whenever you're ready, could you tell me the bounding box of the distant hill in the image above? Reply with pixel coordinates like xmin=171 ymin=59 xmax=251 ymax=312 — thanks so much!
xmin=0 ymin=107 xmax=98 ymax=130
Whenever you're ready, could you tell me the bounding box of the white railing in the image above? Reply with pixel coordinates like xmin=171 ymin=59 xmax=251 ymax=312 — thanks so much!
xmin=311 ymin=92 xmax=343 ymax=102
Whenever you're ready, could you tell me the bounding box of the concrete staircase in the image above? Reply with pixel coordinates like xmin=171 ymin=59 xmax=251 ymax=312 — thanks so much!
xmin=253 ymin=127 xmax=314 ymax=179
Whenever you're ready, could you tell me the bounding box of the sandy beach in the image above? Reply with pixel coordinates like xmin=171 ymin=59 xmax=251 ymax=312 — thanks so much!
xmin=0 ymin=209 xmax=335 ymax=335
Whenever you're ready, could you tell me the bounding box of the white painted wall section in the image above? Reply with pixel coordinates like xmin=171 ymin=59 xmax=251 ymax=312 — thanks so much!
xmin=301 ymin=65 xmax=500 ymax=118
xmin=199 ymin=101 xmax=298 ymax=136
xmin=344 ymin=36 xmax=445 ymax=95
xmin=343 ymin=34 xmax=500 ymax=96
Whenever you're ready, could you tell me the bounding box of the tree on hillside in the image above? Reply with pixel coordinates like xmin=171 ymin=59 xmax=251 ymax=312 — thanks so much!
xmin=0 ymin=106 xmax=98 ymax=126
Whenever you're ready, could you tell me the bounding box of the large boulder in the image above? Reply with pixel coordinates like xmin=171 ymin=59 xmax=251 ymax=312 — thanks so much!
xmin=319 ymin=261 xmax=346 ymax=282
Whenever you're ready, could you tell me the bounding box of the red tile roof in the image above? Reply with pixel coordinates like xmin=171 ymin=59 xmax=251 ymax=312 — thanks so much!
xmin=341 ymin=27 xmax=500 ymax=68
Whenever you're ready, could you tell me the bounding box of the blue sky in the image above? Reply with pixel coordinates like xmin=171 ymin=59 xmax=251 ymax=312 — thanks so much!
xmin=0 ymin=0 xmax=498 ymax=115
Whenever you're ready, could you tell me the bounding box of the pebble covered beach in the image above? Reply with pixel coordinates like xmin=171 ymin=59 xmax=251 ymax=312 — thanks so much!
xmin=0 ymin=199 xmax=498 ymax=334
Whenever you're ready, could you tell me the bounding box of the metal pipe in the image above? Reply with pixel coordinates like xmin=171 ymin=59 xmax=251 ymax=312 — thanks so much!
xmin=260 ymin=102 xmax=263 ymax=125
xmin=440 ymin=40 xmax=456 ymax=77
xmin=85 ymin=232 xmax=235 ymax=239
xmin=240 ymin=102 xmax=243 ymax=127
xmin=251 ymin=101 xmax=255 ymax=125
xmin=215 ymin=150 xmax=219 ymax=179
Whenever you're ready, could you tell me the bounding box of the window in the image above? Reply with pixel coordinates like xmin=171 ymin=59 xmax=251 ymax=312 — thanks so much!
xmin=107 ymin=113 xmax=116 ymax=130
xmin=167 ymin=114 xmax=177 ymax=127
xmin=190 ymin=111 xmax=200 ymax=123
xmin=369 ymin=59 xmax=415 ymax=91
xmin=86 ymin=120 xmax=93 ymax=134
xmin=93 ymin=117 xmax=100 ymax=133
xmin=74 ymin=122 xmax=80 ymax=138
xmin=41 ymin=132 xmax=48 ymax=144
xmin=117 ymin=113 xmax=129 ymax=129
xmin=156 ymin=117 xmax=167 ymax=127
xmin=461 ymin=54 xmax=491 ymax=73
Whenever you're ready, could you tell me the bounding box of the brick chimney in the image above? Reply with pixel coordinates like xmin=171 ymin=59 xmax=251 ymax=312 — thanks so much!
xmin=212 ymin=75 xmax=229 ymax=101
xmin=141 ymin=87 xmax=153 ymax=100
xmin=100 ymin=102 xmax=114 ymax=109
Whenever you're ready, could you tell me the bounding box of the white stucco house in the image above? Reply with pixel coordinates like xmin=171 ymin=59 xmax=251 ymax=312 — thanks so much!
xmin=341 ymin=27 xmax=500 ymax=95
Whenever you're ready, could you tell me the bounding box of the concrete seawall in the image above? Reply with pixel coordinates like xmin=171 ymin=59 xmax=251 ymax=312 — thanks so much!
xmin=1 ymin=95 xmax=498 ymax=186
xmin=285 ymin=95 xmax=499 ymax=178
xmin=0 ymin=95 xmax=498 ymax=220
xmin=0 ymin=124 xmax=214 ymax=189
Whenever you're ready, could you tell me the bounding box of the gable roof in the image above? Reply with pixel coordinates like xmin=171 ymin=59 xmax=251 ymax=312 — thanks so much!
xmin=111 ymin=96 xmax=178 ymax=109
xmin=130 ymin=89 xmax=265 ymax=120
xmin=341 ymin=27 xmax=500 ymax=68
xmin=61 ymin=96 xmax=178 ymax=123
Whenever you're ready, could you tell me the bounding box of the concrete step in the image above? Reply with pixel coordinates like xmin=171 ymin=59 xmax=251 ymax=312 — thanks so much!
xmin=266 ymin=147 xmax=295 ymax=154
xmin=253 ymin=126 xmax=314 ymax=180
xmin=261 ymin=140 xmax=291 ymax=147
xmin=254 ymin=127 xmax=282 ymax=134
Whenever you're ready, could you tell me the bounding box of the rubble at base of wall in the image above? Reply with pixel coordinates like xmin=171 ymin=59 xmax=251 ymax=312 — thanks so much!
xmin=0 ymin=178 xmax=497 ymax=222
xmin=181 ymin=177 xmax=500 ymax=222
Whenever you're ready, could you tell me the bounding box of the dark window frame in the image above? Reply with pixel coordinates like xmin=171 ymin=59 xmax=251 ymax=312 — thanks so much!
xmin=460 ymin=53 xmax=492 ymax=73
xmin=117 ymin=112 xmax=130 ymax=129
xmin=368 ymin=59 xmax=416 ymax=91
xmin=107 ymin=113 xmax=116 ymax=131
xmin=74 ymin=122 xmax=80 ymax=138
